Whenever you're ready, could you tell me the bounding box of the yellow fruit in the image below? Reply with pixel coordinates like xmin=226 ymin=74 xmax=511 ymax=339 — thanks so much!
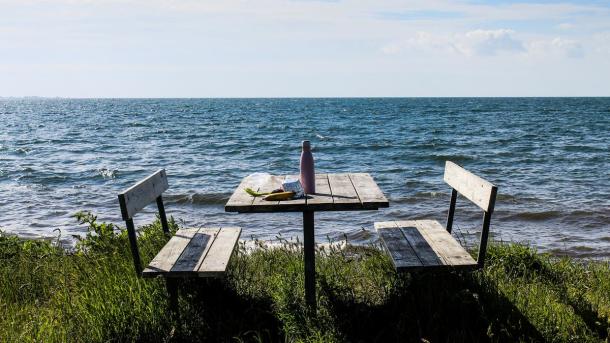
xmin=245 ymin=187 xmax=268 ymax=197
xmin=263 ymin=192 xmax=296 ymax=201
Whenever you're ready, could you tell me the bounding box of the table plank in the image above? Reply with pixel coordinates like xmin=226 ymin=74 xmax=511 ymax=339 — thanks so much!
xmin=306 ymin=174 xmax=334 ymax=211
xmin=349 ymin=173 xmax=389 ymax=209
xmin=328 ymin=173 xmax=361 ymax=210
xmin=198 ymin=227 xmax=242 ymax=277
xmin=225 ymin=175 xmax=260 ymax=212
xmin=225 ymin=173 xmax=388 ymax=213
xmin=250 ymin=175 xmax=285 ymax=212
xmin=276 ymin=174 xmax=308 ymax=211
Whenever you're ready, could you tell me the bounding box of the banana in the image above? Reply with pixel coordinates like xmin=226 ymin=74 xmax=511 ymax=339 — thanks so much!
xmin=263 ymin=192 xmax=296 ymax=201
xmin=244 ymin=188 xmax=269 ymax=197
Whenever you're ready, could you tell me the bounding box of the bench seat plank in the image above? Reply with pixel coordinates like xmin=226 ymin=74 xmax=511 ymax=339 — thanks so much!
xmin=143 ymin=228 xmax=199 ymax=277
xmin=399 ymin=226 xmax=443 ymax=266
xmin=198 ymin=227 xmax=242 ymax=277
xmin=375 ymin=222 xmax=423 ymax=269
xmin=142 ymin=227 xmax=240 ymax=278
xmin=170 ymin=228 xmax=220 ymax=275
xmin=375 ymin=220 xmax=477 ymax=272
xmin=406 ymin=220 xmax=477 ymax=268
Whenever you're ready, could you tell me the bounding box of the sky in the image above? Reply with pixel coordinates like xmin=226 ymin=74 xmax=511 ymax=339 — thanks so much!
xmin=1 ymin=0 xmax=610 ymax=97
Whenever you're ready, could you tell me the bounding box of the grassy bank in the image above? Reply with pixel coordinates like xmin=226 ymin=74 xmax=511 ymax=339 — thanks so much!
xmin=1 ymin=214 xmax=609 ymax=342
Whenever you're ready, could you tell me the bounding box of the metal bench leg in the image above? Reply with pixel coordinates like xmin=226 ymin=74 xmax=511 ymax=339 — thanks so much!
xmin=303 ymin=210 xmax=316 ymax=311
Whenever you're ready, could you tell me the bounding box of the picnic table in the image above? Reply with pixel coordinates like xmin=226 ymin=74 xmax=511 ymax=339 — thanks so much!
xmin=225 ymin=172 xmax=389 ymax=309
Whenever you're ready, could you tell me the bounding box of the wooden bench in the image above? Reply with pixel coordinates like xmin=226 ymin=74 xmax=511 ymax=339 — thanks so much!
xmin=375 ymin=161 xmax=498 ymax=271
xmin=117 ymin=169 xmax=241 ymax=279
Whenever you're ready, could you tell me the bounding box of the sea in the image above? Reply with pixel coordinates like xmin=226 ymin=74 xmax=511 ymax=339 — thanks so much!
xmin=0 ymin=98 xmax=608 ymax=257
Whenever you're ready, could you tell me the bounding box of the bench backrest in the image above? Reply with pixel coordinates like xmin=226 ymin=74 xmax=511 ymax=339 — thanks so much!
xmin=444 ymin=161 xmax=496 ymax=213
xmin=118 ymin=169 xmax=171 ymax=275
xmin=118 ymin=169 xmax=169 ymax=220
xmin=443 ymin=161 xmax=498 ymax=268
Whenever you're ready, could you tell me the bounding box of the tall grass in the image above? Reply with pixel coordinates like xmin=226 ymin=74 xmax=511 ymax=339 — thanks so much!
xmin=0 ymin=214 xmax=609 ymax=342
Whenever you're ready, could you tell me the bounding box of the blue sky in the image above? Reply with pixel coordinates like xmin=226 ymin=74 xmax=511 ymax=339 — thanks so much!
xmin=1 ymin=0 xmax=609 ymax=97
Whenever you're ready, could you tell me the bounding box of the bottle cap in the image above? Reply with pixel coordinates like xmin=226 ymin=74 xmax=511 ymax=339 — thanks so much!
xmin=302 ymin=140 xmax=311 ymax=151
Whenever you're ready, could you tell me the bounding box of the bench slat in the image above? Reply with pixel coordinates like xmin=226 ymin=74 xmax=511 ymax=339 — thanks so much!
xmin=143 ymin=228 xmax=198 ymax=277
xmin=443 ymin=161 xmax=497 ymax=213
xmin=399 ymin=226 xmax=443 ymax=266
xmin=411 ymin=220 xmax=477 ymax=267
xmin=170 ymin=228 xmax=220 ymax=275
xmin=375 ymin=222 xmax=423 ymax=269
xmin=118 ymin=169 xmax=169 ymax=220
xmin=198 ymin=227 xmax=242 ymax=277
xmin=376 ymin=220 xmax=477 ymax=271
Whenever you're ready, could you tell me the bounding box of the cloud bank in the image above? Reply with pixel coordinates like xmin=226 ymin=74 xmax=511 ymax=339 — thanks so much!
xmin=0 ymin=0 xmax=609 ymax=96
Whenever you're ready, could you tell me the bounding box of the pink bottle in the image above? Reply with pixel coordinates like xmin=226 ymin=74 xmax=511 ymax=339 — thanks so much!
xmin=300 ymin=140 xmax=315 ymax=194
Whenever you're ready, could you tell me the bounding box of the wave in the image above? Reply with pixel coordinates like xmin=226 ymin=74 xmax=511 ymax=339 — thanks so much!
xmin=503 ymin=210 xmax=563 ymax=221
xmin=14 ymin=147 xmax=33 ymax=154
xmin=547 ymin=246 xmax=607 ymax=259
xmin=562 ymin=145 xmax=608 ymax=153
xmin=389 ymin=192 xmax=446 ymax=204
xmin=325 ymin=227 xmax=377 ymax=245
xmin=164 ymin=192 xmax=232 ymax=205
xmin=389 ymin=192 xmax=545 ymax=205
xmin=502 ymin=209 xmax=610 ymax=224
xmin=429 ymin=154 xmax=475 ymax=163
xmin=97 ymin=168 xmax=118 ymax=179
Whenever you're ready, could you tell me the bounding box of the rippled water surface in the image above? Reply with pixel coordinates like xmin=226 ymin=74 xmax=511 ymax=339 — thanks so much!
xmin=1 ymin=98 xmax=609 ymax=257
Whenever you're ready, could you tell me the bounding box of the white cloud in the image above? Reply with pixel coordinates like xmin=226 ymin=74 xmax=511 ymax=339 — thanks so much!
xmin=382 ymin=29 xmax=525 ymax=57
xmin=592 ymin=32 xmax=610 ymax=54
xmin=1 ymin=0 xmax=609 ymax=96
xmin=551 ymin=37 xmax=584 ymax=58
xmin=527 ymin=37 xmax=584 ymax=58
xmin=382 ymin=29 xmax=595 ymax=60
xmin=458 ymin=29 xmax=525 ymax=56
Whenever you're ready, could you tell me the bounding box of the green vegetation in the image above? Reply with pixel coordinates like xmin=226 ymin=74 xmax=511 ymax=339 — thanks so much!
xmin=1 ymin=213 xmax=609 ymax=342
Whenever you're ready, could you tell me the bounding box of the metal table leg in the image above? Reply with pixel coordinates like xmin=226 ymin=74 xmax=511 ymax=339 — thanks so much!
xmin=303 ymin=210 xmax=316 ymax=310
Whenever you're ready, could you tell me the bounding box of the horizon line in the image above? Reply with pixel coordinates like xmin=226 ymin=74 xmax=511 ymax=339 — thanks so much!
xmin=2 ymin=96 xmax=610 ymax=100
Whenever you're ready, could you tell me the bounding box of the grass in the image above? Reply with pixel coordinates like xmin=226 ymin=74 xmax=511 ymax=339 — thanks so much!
xmin=1 ymin=213 xmax=609 ymax=342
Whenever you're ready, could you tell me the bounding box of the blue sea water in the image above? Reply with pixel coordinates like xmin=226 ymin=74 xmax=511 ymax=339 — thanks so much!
xmin=0 ymin=98 xmax=609 ymax=257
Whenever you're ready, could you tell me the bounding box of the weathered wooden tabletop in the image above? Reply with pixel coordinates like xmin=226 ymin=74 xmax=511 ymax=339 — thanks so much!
xmin=225 ymin=173 xmax=389 ymax=213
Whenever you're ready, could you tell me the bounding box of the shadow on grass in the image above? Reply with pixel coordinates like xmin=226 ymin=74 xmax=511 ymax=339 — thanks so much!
xmin=151 ymin=271 xmax=545 ymax=342
xmin=164 ymin=278 xmax=282 ymax=343
xmin=320 ymin=270 xmax=544 ymax=343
